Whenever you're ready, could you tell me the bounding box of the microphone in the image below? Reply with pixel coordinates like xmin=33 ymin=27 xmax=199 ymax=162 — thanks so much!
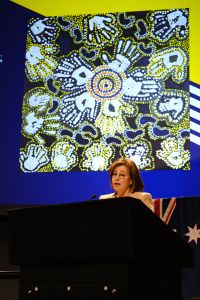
xmin=84 ymin=194 xmax=98 ymax=202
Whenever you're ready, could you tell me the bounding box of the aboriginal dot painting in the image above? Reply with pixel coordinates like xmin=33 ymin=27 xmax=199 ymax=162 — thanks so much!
xmin=19 ymin=8 xmax=190 ymax=172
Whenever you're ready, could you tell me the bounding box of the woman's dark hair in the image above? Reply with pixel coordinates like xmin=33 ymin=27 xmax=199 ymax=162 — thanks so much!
xmin=109 ymin=157 xmax=144 ymax=192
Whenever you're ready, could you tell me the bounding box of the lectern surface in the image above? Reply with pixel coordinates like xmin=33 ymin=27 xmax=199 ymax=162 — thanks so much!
xmin=7 ymin=197 xmax=192 ymax=266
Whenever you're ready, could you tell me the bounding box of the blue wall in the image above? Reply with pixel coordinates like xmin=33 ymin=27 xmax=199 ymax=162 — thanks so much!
xmin=1 ymin=0 xmax=200 ymax=205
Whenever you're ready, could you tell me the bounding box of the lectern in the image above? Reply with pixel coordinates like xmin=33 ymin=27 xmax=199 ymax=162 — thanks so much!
xmin=7 ymin=197 xmax=193 ymax=300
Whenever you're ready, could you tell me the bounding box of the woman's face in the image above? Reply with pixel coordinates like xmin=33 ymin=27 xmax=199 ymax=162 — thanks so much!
xmin=111 ymin=165 xmax=133 ymax=196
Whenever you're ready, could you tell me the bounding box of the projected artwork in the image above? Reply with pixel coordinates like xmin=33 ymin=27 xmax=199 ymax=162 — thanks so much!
xmin=19 ymin=8 xmax=190 ymax=172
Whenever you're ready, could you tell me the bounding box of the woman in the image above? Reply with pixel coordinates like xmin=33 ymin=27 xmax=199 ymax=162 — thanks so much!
xmin=99 ymin=157 xmax=154 ymax=211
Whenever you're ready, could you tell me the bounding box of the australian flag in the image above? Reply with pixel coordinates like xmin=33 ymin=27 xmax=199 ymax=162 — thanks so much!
xmin=154 ymin=196 xmax=200 ymax=300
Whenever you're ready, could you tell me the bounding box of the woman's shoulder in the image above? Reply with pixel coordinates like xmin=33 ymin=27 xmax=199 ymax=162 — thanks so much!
xmin=130 ymin=191 xmax=153 ymax=211
xmin=130 ymin=191 xmax=152 ymax=200
xmin=99 ymin=193 xmax=115 ymax=199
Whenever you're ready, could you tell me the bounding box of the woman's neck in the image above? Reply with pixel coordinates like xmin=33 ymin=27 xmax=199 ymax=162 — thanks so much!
xmin=115 ymin=189 xmax=133 ymax=198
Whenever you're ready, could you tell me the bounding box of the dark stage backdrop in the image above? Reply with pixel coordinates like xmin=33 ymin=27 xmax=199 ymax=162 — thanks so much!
xmin=0 ymin=0 xmax=200 ymax=205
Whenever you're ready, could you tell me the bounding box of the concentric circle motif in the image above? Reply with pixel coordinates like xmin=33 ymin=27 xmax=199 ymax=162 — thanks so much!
xmin=87 ymin=66 xmax=125 ymax=101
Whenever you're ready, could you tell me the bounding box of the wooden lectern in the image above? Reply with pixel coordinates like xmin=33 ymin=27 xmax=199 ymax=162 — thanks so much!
xmin=7 ymin=197 xmax=193 ymax=300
